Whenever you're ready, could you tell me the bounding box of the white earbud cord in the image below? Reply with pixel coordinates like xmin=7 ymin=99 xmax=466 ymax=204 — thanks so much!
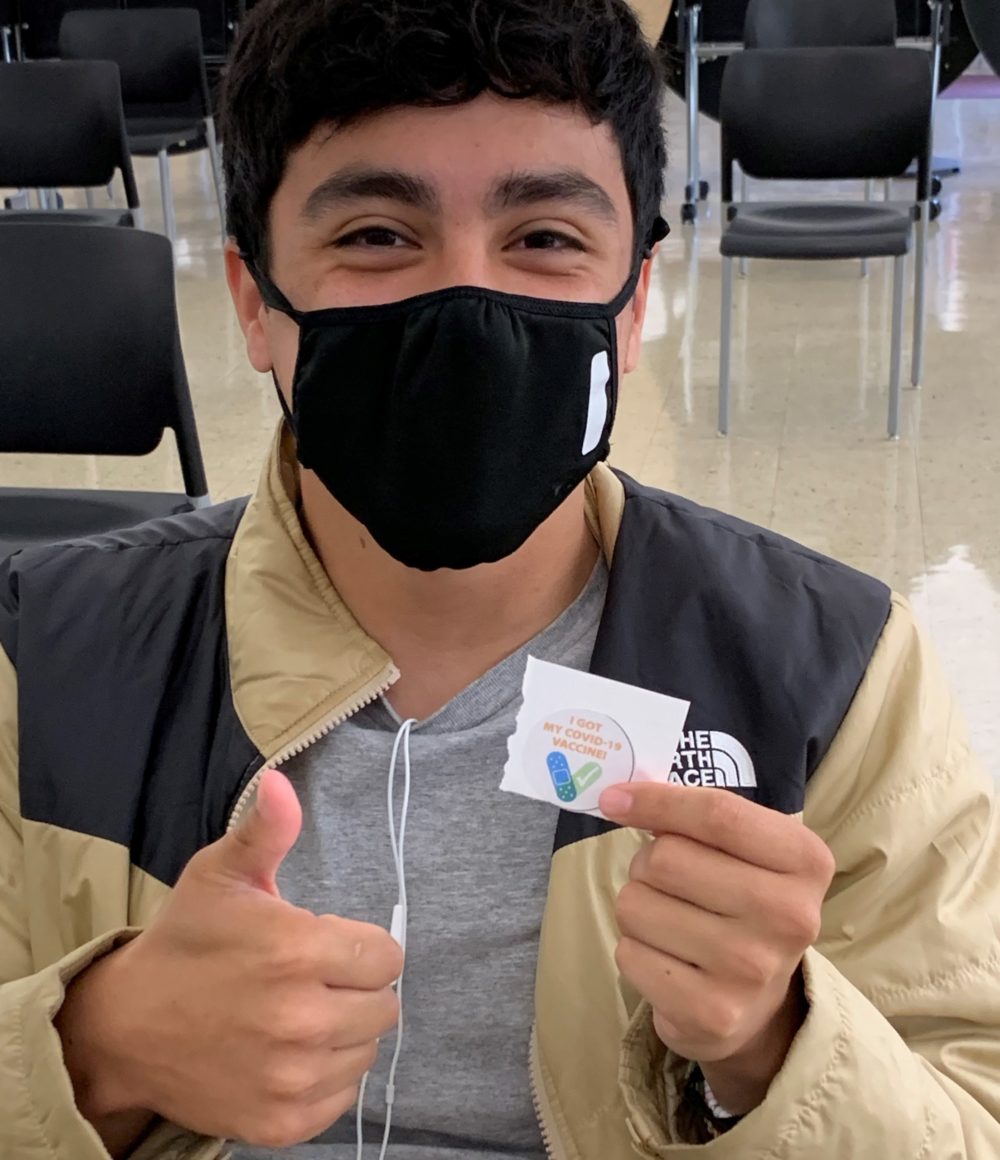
xmin=356 ymin=717 xmax=415 ymax=1160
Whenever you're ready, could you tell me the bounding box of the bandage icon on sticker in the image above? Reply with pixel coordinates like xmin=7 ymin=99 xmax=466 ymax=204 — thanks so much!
xmin=533 ymin=709 xmax=636 ymax=812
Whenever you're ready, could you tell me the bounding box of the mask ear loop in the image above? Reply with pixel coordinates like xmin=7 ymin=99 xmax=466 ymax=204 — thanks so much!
xmin=241 ymin=255 xmax=304 ymax=436
xmin=356 ymin=716 xmax=416 ymax=1160
xmin=269 ymin=371 xmax=296 ymax=434
xmin=240 ymin=252 xmax=303 ymax=320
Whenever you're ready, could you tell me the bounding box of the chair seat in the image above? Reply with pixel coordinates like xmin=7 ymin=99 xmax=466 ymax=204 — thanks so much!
xmin=0 ymin=488 xmax=195 ymax=559
xmin=0 ymin=208 xmax=135 ymax=228
xmin=126 ymin=117 xmax=206 ymax=155
xmin=721 ymin=202 xmax=914 ymax=260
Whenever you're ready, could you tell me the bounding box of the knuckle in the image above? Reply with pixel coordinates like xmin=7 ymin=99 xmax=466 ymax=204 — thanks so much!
xmin=698 ymin=994 xmax=743 ymax=1042
xmin=728 ymin=944 xmax=780 ymax=987
xmin=614 ymin=936 xmax=638 ymax=980
xmin=772 ymin=896 xmax=821 ymax=947
xmin=645 ymin=837 xmax=676 ymax=884
xmin=375 ymin=988 xmax=402 ymax=1036
xmin=262 ymin=1059 xmax=316 ymax=1101
xmin=615 ymin=881 xmax=645 ymax=933
xmin=272 ymin=1003 xmax=323 ymax=1046
xmin=339 ymin=1040 xmax=378 ymax=1081
xmin=369 ymin=937 xmax=405 ymax=988
xmin=249 ymin=1109 xmax=310 ymax=1150
xmin=704 ymin=790 xmax=744 ymax=837
xmin=262 ymin=935 xmax=314 ymax=981
xmin=805 ymin=837 xmax=837 ymax=884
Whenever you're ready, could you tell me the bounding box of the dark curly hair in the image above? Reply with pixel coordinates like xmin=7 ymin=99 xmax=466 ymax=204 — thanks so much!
xmin=220 ymin=0 xmax=666 ymax=271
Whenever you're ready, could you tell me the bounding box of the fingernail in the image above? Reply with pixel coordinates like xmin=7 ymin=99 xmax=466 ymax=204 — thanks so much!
xmin=600 ymin=788 xmax=633 ymax=817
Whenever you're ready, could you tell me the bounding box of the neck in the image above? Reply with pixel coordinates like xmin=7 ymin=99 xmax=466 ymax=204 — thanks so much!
xmin=299 ymin=469 xmax=601 ymax=719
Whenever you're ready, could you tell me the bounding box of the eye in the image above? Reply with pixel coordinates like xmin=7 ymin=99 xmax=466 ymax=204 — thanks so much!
xmin=515 ymin=230 xmax=587 ymax=253
xmin=333 ymin=227 xmax=410 ymax=249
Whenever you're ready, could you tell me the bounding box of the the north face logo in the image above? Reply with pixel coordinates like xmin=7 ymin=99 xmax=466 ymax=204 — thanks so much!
xmin=668 ymin=730 xmax=757 ymax=789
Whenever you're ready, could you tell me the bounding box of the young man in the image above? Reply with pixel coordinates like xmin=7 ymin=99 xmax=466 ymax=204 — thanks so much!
xmin=1 ymin=2 xmax=997 ymax=1158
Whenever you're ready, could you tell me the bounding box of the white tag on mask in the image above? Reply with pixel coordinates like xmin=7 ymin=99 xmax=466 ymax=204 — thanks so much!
xmin=581 ymin=351 xmax=610 ymax=455
xmin=501 ymin=657 xmax=691 ymax=818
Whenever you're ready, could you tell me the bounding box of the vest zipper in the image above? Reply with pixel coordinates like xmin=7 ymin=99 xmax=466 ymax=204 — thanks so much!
xmin=226 ymin=663 xmax=400 ymax=830
xmin=530 ymin=1025 xmax=568 ymax=1160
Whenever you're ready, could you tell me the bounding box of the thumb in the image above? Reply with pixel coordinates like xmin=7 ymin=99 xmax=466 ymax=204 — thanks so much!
xmin=213 ymin=769 xmax=302 ymax=896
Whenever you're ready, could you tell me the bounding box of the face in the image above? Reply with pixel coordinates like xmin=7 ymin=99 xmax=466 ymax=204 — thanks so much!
xmin=227 ymin=91 xmax=656 ymax=401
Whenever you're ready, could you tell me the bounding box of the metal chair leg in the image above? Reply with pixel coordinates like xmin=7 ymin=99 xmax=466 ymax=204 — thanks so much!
xmin=888 ymin=254 xmax=906 ymax=440
xmin=911 ymin=205 xmax=928 ymax=388
xmin=158 ymin=148 xmax=177 ymax=246
xmin=860 ymin=180 xmax=874 ymax=276
xmin=719 ymin=255 xmax=735 ymax=435
xmin=204 ymin=115 xmax=227 ymax=244
xmin=682 ymin=1 xmax=702 ymax=223
xmin=738 ymin=169 xmax=749 ymax=276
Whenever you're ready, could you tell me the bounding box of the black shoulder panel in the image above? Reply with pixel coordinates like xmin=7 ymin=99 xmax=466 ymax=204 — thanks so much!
xmin=2 ymin=502 xmax=262 ymax=886
xmin=554 ymin=472 xmax=890 ymax=852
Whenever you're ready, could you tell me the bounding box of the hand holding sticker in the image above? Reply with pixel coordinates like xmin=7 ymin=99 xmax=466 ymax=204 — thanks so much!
xmin=502 ymin=659 xmax=690 ymax=819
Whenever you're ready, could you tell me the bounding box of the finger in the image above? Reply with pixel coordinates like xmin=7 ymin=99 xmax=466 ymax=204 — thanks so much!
xmin=311 ymin=914 xmax=405 ymax=991
xmin=615 ymin=936 xmax=741 ymax=1059
xmin=630 ymin=833 xmax=779 ymax=919
xmin=250 ymin=1070 xmax=364 ymax=1147
xmin=296 ymin=1082 xmax=362 ymax=1141
xmin=321 ymin=987 xmax=400 ymax=1050
xmin=616 ymin=880 xmax=738 ymax=971
xmin=207 ymin=770 xmax=303 ymax=895
xmin=307 ymin=1041 xmax=380 ymax=1099
xmin=601 ymin=782 xmax=817 ymax=874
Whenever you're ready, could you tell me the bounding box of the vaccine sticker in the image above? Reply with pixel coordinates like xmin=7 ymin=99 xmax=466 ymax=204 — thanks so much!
xmin=524 ymin=708 xmax=634 ymax=813
xmin=502 ymin=658 xmax=691 ymax=819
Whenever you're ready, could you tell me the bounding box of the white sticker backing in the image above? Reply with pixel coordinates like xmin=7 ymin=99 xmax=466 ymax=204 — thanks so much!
xmin=501 ymin=657 xmax=691 ymax=818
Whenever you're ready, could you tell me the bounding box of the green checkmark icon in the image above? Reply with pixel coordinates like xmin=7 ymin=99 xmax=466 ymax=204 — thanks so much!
xmin=572 ymin=761 xmax=603 ymax=792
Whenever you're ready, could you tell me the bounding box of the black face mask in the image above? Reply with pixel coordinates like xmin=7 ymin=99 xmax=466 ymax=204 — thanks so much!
xmin=247 ymin=216 xmax=668 ymax=572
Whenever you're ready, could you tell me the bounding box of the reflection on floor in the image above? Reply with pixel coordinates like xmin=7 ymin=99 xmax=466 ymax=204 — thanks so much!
xmin=1 ymin=90 xmax=997 ymax=777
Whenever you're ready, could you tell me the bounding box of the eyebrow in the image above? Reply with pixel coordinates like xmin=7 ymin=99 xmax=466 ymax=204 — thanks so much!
xmin=486 ymin=169 xmax=619 ymax=224
xmin=301 ymin=165 xmax=618 ymax=224
xmin=301 ymin=167 xmax=441 ymax=220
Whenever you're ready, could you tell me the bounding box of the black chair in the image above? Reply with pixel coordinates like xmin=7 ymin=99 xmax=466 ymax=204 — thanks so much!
xmin=744 ymin=0 xmax=896 ymax=49
xmin=59 ymin=7 xmax=225 ymax=247
xmin=718 ymin=46 xmax=933 ymax=439
xmin=12 ymin=0 xmax=109 ymax=59
xmin=0 ymin=224 xmax=210 ymax=557
xmin=0 ymin=61 xmax=140 ymax=225
xmin=965 ymin=0 xmax=1000 ymax=75
xmin=739 ymin=0 xmax=930 ymax=388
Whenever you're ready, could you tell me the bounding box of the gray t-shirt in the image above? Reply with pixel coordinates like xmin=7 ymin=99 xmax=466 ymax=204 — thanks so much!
xmin=233 ymin=560 xmax=608 ymax=1159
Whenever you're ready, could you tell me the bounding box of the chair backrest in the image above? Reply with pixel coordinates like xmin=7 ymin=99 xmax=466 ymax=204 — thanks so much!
xmin=17 ymin=0 xmax=118 ymax=60
xmin=744 ymin=0 xmax=897 ymax=49
xmin=0 ymin=60 xmax=140 ymax=207
xmin=720 ymin=47 xmax=932 ymax=194
xmin=0 ymin=224 xmax=207 ymax=498
xmin=965 ymin=0 xmax=1000 ymax=75
xmin=59 ymin=7 xmax=208 ymax=120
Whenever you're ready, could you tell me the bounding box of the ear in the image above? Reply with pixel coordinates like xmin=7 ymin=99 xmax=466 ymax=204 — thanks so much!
xmin=622 ymin=250 xmax=657 ymax=375
xmin=224 ymin=241 xmax=274 ymax=374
